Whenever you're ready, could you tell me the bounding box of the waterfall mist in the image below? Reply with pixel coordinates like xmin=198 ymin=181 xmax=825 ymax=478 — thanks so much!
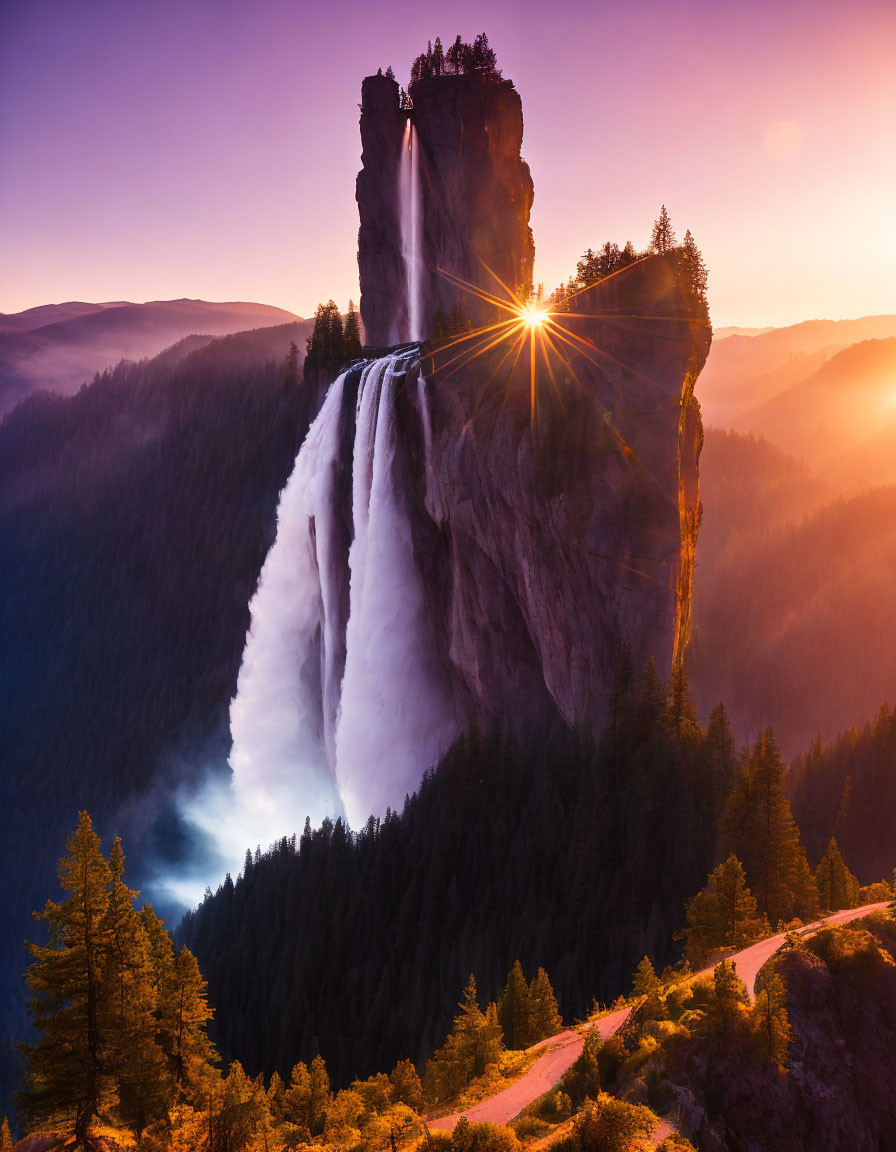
xmin=182 ymin=350 xmax=460 ymax=894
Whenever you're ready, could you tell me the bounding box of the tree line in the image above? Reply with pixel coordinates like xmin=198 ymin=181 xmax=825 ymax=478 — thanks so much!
xmin=180 ymin=660 xmax=728 ymax=1092
xmin=13 ymin=815 xmax=568 ymax=1149
xmin=407 ymin=34 xmax=501 ymax=86
xmin=548 ymin=206 xmax=708 ymax=312
xmin=302 ymin=300 xmax=362 ymax=394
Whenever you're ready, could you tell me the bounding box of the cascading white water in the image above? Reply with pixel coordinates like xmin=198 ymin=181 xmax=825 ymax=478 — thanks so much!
xmin=335 ymin=357 xmax=457 ymax=822
xmin=399 ymin=120 xmax=423 ymax=342
xmin=185 ymin=350 xmax=459 ymax=885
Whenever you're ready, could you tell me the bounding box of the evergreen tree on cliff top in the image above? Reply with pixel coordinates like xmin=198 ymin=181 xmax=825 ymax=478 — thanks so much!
xmin=681 ymin=228 xmax=708 ymax=299
xmin=650 ymin=205 xmax=676 ymax=254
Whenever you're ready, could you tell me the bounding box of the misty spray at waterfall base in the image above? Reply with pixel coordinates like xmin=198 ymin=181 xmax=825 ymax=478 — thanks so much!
xmin=182 ymin=350 xmax=460 ymax=892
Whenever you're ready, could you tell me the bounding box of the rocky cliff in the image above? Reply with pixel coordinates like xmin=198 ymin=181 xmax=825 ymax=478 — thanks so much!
xmin=412 ymin=254 xmax=707 ymax=733
xmin=357 ymin=72 xmax=534 ymax=345
xmin=355 ymin=67 xmax=708 ymax=736
xmin=666 ymin=920 xmax=896 ymax=1151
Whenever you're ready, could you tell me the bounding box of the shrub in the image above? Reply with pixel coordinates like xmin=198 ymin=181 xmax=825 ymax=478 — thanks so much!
xmin=574 ymin=1094 xmax=656 ymax=1152
xmin=561 ymin=1029 xmax=601 ymax=1106
xmin=807 ymin=926 xmax=895 ymax=987
xmin=596 ymin=1035 xmax=627 ymax=1090
xmin=446 ymin=1118 xmax=522 ymax=1152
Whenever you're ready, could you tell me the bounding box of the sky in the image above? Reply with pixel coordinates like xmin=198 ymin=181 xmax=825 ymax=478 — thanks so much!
xmin=1 ymin=0 xmax=894 ymax=329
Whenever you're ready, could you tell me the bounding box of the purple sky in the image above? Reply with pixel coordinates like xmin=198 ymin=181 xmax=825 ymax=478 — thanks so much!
xmin=1 ymin=0 xmax=894 ymax=327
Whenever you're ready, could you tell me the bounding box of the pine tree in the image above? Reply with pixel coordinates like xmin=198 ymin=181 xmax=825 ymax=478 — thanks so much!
xmin=388 ymin=1059 xmax=424 ymax=1112
xmin=344 ymin=300 xmax=362 ymax=360
xmin=680 ymin=229 xmax=708 ymax=298
xmin=668 ymin=662 xmax=699 ymax=745
xmin=304 ymin=300 xmax=345 ymax=389
xmin=561 ymin=1027 xmax=601 ymax=1106
xmin=472 ymin=33 xmax=499 ymax=75
xmin=424 ymin=976 xmax=504 ymax=1102
xmin=721 ymin=730 xmax=820 ymax=925
xmin=650 ymin=205 xmax=676 ymax=254
xmin=385 ymin=65 xmax=395 ymax=81
xmin=706 ymin=703 xmax=737 ymax=814
xmin=446 ymin=36 xmax=464 ymax=75
xmin=432 ymin=37 xmax=445 ymax=76
xmin=631 ymin=956 xmax=660 ymax=998
xmin=683 ymin=854 xmax=767 ymax=964
xmin=815 ymin=837 xmax=860 ymax=912
xmin=751 ymin=971 xmax=791 ymax=1071
xmin=104 ymin=837 xmax=168 ymax=1130
xmin=497 ymin=960 xmax=532 ymax=1049
xmin=0 ymin=1117 xmax=12 ymax=1148
xmin=284 ymin=341 xmax=299 ymax=393
xmin=703 ymin=959 xmax=750 ymax=1046
xmin=283 ymin=1055 xmax=331 ymax=1138
xmin=164 ymin=947 xmax=218 ymax=1097
xmin=528 ymin=968 xmax=563 ymax=1042
xmin=210 ymin=1062 xmax=271 ymax=1152
xmin=18 ymin=811 xmax=117 ymax=1141
xmin=833 ymin=776 xmax=856 ymax=863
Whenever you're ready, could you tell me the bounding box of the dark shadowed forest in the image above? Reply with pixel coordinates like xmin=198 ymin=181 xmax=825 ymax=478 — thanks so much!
xmin=0 ymin=324 xmax=313 ymax=1106
xmin=178 ymin=669 xmax=731 ymax=1087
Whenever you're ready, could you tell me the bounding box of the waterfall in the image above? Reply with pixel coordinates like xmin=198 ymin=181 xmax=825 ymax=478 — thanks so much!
xmin=399 ymin=120 xmax=423 ymax=342
xmin=187 ymin=350 xmax=459 ymax=883
xmin=335 ymin=356 xmax=457 ymax=822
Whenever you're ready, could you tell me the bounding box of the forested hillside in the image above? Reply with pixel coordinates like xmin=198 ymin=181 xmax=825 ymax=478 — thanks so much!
xmin=789 ymin=703 xmax=896 ymax=884
xmin=0 ymin=322 xmax=313 ymax=1109
xmin=180 ymin=668 xmax=731 ymax=1088
xmin=689 ymin=429 xmax=896 ymax=757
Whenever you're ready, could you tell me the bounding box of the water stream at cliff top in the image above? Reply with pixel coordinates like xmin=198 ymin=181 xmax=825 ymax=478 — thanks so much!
xmin=182 ymin=350 xmax=459 ymax=890
xmin=399 ymin=120 xmax=423 ymax=342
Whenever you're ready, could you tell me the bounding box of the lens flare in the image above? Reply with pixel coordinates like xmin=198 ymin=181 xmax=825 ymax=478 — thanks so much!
xmin=520 ymin=304 xmax=548 ymax=328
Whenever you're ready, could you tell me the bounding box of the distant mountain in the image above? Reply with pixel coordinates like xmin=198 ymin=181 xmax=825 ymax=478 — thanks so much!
xmin=712 ymin=325 xmax=775 ymax=339
xmin=0 ymin=300 xmax=131 ymax=332
xmin=731 ymin=338 xmax=896 ymax=470
xmin=0 ymin=297 xmax=303 ymax=414
xmin=699 ymin=315 xmax=896 ymax=426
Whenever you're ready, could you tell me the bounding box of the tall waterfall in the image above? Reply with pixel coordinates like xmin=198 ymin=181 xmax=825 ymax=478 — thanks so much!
xmin=190 ymin=350 xmax=460 ymax=879
xmin=399 ymin=120 xmax=423 ymax=342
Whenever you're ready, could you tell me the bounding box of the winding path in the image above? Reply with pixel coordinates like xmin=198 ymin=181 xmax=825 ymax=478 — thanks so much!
xmin=428 ymin=900 xmax=890 ymax=1134
xmin=719 ymin=900 xmax=890 ymax=1002
xmin=429 ymin=1005 xmax=637 ymax=1130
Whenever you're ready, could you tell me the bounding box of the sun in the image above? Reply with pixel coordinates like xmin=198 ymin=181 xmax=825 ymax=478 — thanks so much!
xmin=519 ymin=303 xmax=548 ymax=329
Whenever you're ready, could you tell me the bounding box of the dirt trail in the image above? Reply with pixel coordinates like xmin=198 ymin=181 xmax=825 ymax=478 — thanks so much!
xmin=430 ymin=1004 xmax=636 ymax=1129
xmin=428 ymin=901 xmax=890 ymax=1140
xmin=711 ymin=900 xmax=890 ymax=1002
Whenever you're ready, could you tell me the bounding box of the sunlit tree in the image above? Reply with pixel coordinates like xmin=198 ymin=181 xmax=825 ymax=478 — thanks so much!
xmin=650 ymin=205 xmax=676 ymax=254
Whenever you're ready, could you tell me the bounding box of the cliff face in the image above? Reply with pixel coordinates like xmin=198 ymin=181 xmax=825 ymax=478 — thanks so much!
xmin=356 ymin=68 xmax=707 ymax=736
xmin=412 ymin=255 xmax=707 ymax=733
xmin=357 ymin=72 xmax=534 ymax=345
xmin=668 ymin=925 xmax=896 ymax=1152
